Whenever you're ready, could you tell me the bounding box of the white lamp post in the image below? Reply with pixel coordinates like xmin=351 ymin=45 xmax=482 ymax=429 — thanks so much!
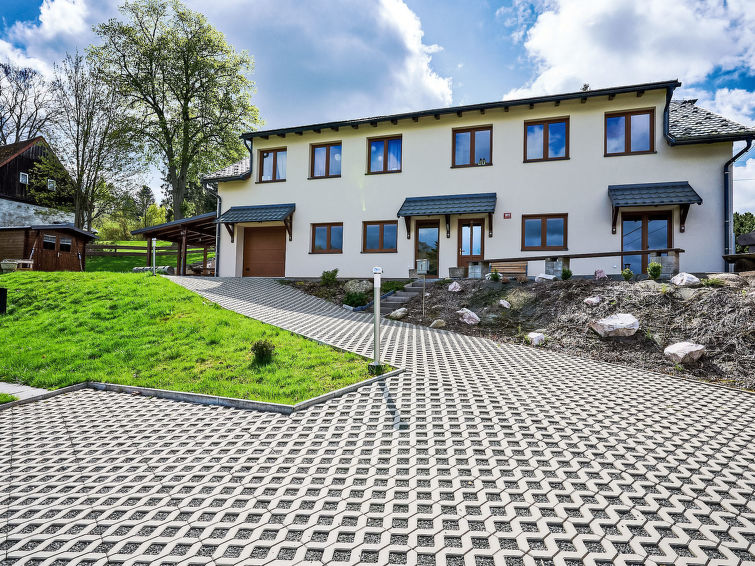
xmin=369 ymin=266 xmax=383 ymax=374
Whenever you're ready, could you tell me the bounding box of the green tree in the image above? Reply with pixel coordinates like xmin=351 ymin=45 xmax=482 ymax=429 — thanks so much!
xmin=135 ymin=185 xmax=156 ymax=228
xmin=93 ymin=0 xmax=258 ymax=219
xmin=734 ymin=211 xmax=755 ymax=253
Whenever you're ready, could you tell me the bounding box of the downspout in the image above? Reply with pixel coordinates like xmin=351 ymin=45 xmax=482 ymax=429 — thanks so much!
xmin=662 ymin=86 xmax=674 ymax=145
xmin=723 ymin=138 xmax=753 ymax=271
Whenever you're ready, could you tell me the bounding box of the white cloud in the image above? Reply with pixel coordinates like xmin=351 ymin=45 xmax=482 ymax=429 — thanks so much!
xmin=503 ymin=0 xmax=755 ymax=101
xmin=734 ymin=158 xmax=755 ymax=213
xmin=9 ymin=0 xmax=89 ymax=41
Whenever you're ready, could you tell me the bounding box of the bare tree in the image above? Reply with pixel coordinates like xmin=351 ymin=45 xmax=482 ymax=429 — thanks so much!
xmin=35 ymin=52 xmax=139 ymax=230
xmin=0 ymin=62 xmax=57 ymax=144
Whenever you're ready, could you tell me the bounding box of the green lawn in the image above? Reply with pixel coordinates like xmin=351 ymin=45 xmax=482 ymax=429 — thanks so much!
xmin=0 ymin=272 xmax=371 ymax=404
xmin=87 ymin=240 xmax=214 ymax=272
xmin=0 ymin=393 xmax=18 ymax=404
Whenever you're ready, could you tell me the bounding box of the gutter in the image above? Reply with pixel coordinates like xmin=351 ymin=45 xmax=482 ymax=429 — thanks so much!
xmin=723 ymin=139 xmax=753 ymax=270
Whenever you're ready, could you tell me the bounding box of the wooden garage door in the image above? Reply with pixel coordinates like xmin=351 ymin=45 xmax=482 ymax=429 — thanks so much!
xmin=243 ymin=227 xmax=286 ymax=277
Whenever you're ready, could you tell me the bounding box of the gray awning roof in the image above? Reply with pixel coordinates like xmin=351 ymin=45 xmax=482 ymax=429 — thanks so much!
xmin=397 ymin=193 xmax=497 ymax=217
xmin=217 ymin=204 xmax=296 ymax=224
xmin=607 ymin=182 xmax=702 ymax=207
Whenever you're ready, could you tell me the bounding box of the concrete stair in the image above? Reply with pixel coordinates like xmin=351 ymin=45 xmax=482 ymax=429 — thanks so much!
xmin=379 ymin=281 xmax=430 ymax=315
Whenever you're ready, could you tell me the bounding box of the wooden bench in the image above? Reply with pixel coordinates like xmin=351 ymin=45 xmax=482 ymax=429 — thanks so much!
xmin=488 ymin=261 xmax=527 ymax=279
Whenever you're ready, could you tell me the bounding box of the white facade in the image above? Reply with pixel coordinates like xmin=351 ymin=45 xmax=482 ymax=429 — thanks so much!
xmin=216 ymin=88 xmax=734 ymax=278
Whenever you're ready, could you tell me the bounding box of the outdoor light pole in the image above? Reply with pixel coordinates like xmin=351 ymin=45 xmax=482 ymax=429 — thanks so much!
xmin=152 ymin=238 xmax=157 ymax=276
xmin=369 ymin=266 xmax=383 ymax=374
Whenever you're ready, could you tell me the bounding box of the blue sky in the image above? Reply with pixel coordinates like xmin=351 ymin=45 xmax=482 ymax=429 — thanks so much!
xmin=2 ymin=0 xmax=755 ymax=210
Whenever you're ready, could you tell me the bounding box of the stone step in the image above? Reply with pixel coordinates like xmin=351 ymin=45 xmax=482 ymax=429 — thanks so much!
xmin=392 ymin=290 xmax=419 ymax=298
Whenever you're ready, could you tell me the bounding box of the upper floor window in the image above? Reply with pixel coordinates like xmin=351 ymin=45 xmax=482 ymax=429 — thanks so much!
xmin=19 ymin=172 xmax=28 ymax=185
xmin=312 ymin=223 xmax=343 ymax=253
xmin=259 ymin=148 xmax=286 ymax=182
xmin=453 ymin=126 xmax=492 ymax=167
xmin=311 ymin=142 xmax=341 ymax=178
xmin=368 ymin=136 xmax=402 ymax=174
xmin=47 ymin=179 xmax=56 ymax=190
xmin=363 ymin=221 xmax=398 ymax=253
xmin=522 ymin=214 xmax=567 ymax=251
xmin=525 ymin=118 xmax=569 ymax=162
xmin=605 ymin=109 xmax=654 ymax=155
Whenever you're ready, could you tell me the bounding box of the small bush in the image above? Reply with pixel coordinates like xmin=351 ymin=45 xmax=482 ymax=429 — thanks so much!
xmin=621 ymin=268 xmax=633 ymax=281
xmin=701 ymin=277 xmax=725 ymax=287
xmin=488 ymin=268 xmax=501 ymax=282
xmin=344 ymin=291 xmax=369 ymax=307
xmin=560 ymin=268 xmax=572 ymax=280
xmin=251 ymin=339 xmax=275 ymax=364
xmin=321 ymin=268 xmax=339 ymax=287
xmin=647 ymin=262 xmax=662 ymax=280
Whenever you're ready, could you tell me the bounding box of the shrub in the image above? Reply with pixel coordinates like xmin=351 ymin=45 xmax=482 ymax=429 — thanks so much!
xmin=251 ymin=339 xmax=275 ymax=364
xmin=560 ymin=268 xmax=572 ymax=280
xmin=344 ymin=291 xmax=368 ymax=307
xmin=701 ymin=277 xmax=725 ymax=287
xmin=647 ymin=262 xmax=662 ymax=280
xmin=621 ymin=268 xmax=633 ymax=281
xmin=487 ymin=268 xmax=501 ymax=282
xmin=321 ymin=268 xmax=339 ymax=287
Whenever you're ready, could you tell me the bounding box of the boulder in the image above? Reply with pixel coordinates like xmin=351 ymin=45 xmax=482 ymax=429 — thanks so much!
xmin=583 ymin=296 xmax=601 ymax=306
xmin=429 ymin=319 xmax=446 ymax=329
xmin=527 ymin=332 xmax=546 ymax=346
xmin=387 ymin=307 xmax=408 ymax=320
xmin=448 ymin=281 xmax=462 ymax=292
xmin=589 ymin=313 xmax=639 ymax=338
xmin=664 ymin=341 xmax=706 ymax=364
xmin=535 ymin=273 xmax=557 ymax=282
xmin=498 ymin=299 xmax=511 ymax=309
xmin=344 ymin=279 xmax=373 ymax=294
xmin=456 ymin=308 xmax=480 ymax=325
xmin=594 ymin=269 xmax=607 ymax=280
xmin=670 ymin=272 xmax=700 ymax=287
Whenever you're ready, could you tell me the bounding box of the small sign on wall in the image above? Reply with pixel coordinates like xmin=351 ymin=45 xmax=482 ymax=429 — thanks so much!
xmin=503 ymin=212 xmax=512 ymax=219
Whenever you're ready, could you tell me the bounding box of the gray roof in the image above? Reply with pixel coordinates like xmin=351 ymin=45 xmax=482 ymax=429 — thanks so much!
xmin=131 ymin=212 xmax=217 ymax=235
xmin=608 ymin=182 xmax=702 ymax=207
xmin=203 ymin=156 xmax=251 ymax=182
xmin=217 ymin=204 xmax=296 ymax=224
xmin=397 ymin=193 xmax=497 ymax=217
xmin=0 ymin=223 xmax=97 ymax=240
xmin=668 ymin=100 xmax=755 ymax=144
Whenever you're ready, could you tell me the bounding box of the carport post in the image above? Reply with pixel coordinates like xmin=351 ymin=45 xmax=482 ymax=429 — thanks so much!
xmin=369 ymin=266 xmax=383 ymax=375
xmin=151 ymin=238 xmax=157 ymax=276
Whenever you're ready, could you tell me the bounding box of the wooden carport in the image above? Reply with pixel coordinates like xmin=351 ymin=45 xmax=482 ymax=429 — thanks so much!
xmin=131 ymin=212 xmax=217 ymax=275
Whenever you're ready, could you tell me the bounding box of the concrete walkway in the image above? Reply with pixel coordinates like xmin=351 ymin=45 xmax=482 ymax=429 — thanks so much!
xmin=0 ymin=277 xmax=753 ymax=566
xmin=0 ymin=381 xmax=47 ymax=401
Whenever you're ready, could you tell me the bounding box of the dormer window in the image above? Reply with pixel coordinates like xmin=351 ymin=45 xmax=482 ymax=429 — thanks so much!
xmin=19 ymin=172 xmax=29 ymax=185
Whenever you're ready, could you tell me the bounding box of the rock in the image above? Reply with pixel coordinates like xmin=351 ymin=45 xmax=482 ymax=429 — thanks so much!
xmin=706 ymin=273 xmax=743 ymax=286
xmin=535 ymin=273 xmax=557 ymax=282
xmin=429 ymin=319 xmax=446 ymax=328
xmin=670 ymin=272 xmax=700 ymax=287
xmin=676 ymin=287 xmax=698 ymax=301
xmin=594 ymin=269 xmax=607 ymax=280
xmin=664 ymin=341 xmax=706 ymax=364
xmin=589 ymin=313 xmax=639 ymax=338
xmin=527 ymin=332 xmax=546 ymax=346
xmin=387 ymin=307 xmax=408 ymax=320
xmin=448 ymin=281 xmax=462 ymax=292
xmin=583 ymin=296 xmax=601 ymax=306
xmin=344 ymin=279 xmax=373 ymax=294
xmin=498 ymin=299 xmax=511 ymax=309
xmin=456 ymin=308 xmax=480 ymax=325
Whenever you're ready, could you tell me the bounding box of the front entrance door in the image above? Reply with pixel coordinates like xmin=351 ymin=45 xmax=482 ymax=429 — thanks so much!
xmin=415 ymin=220 xmax=440 ymax=276
xmin=622 ymin=211 xmax=672 ymax=273
xmin=243 ymin=227 xmax=286 ymax=277
xmin=457 ymin=218 xmax=484 ymax=274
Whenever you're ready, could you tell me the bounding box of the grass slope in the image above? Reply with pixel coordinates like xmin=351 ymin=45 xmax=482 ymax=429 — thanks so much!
xmin=0 ymin=272 xmax=370 ymax=404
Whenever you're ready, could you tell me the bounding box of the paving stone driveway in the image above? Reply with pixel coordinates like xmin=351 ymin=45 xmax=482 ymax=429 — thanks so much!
xmin=2 ymin=277 xmax=754 ymax=566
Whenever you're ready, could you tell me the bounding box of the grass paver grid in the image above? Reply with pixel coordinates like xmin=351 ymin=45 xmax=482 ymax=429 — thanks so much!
xmin=1 ymin=276 xmax=754 ymax=565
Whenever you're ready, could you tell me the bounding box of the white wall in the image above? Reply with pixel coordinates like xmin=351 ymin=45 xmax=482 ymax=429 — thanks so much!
xmin=218 ymin=89 xmax=732 ymax=278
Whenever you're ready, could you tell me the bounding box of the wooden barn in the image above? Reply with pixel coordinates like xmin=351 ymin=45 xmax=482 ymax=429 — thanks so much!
xmin=0 ymin=224 xmax=96 ymax=272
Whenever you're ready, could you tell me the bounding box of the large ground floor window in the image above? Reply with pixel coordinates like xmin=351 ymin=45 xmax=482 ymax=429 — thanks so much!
xmin=415 ymin=220 xmax=440 ymax=276
xmin=622 ymin=211 xmax=672 ymax=273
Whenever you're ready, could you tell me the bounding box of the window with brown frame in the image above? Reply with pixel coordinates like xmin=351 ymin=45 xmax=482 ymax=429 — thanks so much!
xmin=367 ymin=136 xmax=402 ymax=174
xmin=521 ymin=214 xmax=567 ymax=251
xmin=362 ymin=221 xmax=398 ymax=253
xmin=310 ymin=142 xmax=342 ymax=178
xmin=258 ymin=148 xmax=287 ymax=182
xmin=452 ymin=126 xmax=492 ymax=167
xmin=311 ymin=223 xmax=343 ymax=253
xmin=524 ymin=118 xmax=569 ymax=162
xmin=605 ymin=109 xmax=655 ymax=156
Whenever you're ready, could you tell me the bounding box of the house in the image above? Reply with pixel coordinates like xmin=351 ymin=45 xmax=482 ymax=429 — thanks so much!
xmin=204 ymin=80 xmax=755 ymax=279
xmin=0 ymin=223 xmax=95 ymax=272
xmin=0 ymin=137 xmax=73 ymax=227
